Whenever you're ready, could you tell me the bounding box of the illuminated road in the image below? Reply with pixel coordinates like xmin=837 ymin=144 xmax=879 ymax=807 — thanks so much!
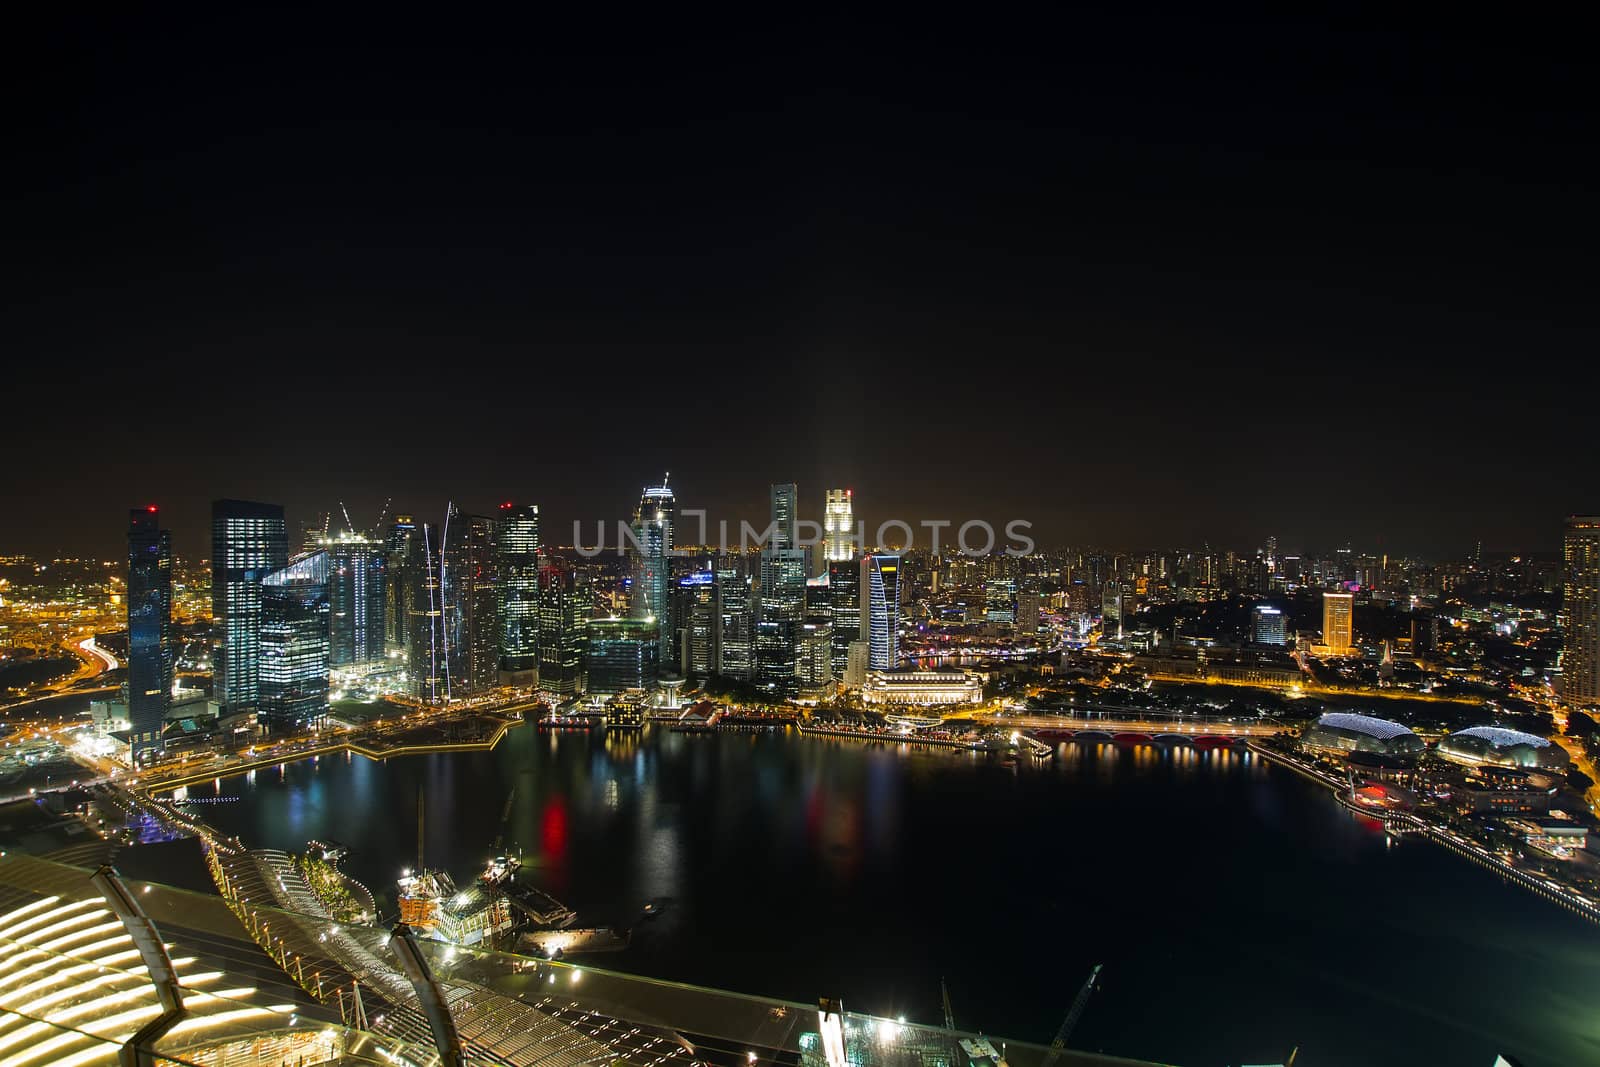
xmin=77 ymin=635 xmax=119 ymax=671
xmin=965 ymin=711 xmax=1283 ymax=737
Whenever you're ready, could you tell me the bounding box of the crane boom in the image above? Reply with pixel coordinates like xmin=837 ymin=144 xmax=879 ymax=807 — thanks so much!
xmin=1042 ymin=965 xmax=1102 ymax=1067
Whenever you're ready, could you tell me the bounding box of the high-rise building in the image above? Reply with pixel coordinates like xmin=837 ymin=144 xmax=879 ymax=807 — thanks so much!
xmin=984 ymin=577 xmax=1017 ymax=625
xmin=126 ymin=507 xmax=173 ymax=763
xmin=758 ymin=548 xmax=807 ymax=695
xmin=1252 ymin=605 xmax=1288 ymax=647
xmin=826 ymin=558 xmax=861 ymax=678
xmin=1016 ymin=592 xmax=1042 ymax=635
xmin=443 ymin=509 xmax=499 ymax=697
xmin=1321 ymin=591 xmax=1355 ymax=655
xmin=1564 ymin=515 xmax=1600 ymax=706
xmin=715 ymin=559 xmax=754 ymax=680
xmin=862 ymin=554 xmax=900 ymax=670
xmin=823 ymin=489 xmax=854 ymax=562
xmin=538 ymin=562 xmax=587 ymax=696
xmin=675 ymin=571 xmax=718 ymax=675
xmin=385 ymin=515 xmax=417 ymax=655
xmin=586 ymin=617 xmax=660 ymax=694
xmin=630 ymin=478 xmax=675 ymax=662
xmin=798 ymin=615 xmax=834 ymax=688
xmin=258 ymin=551 xmax=331 ymax=734
xmin=769 ymin=483 xmax=798 ymax=549
xmin=496 ymin=503 xmax=541 ymax=684
xmin=319 ymin=532 xmax=387 ymax=670
xmin=212 ymin=499 xmax=288 ymax=714
xmin=408 ymin=522 xmax=447 ymax=703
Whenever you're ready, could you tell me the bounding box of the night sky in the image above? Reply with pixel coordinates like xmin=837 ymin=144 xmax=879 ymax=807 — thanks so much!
xmin=6 ymin=13 xmax=1594 ymax=560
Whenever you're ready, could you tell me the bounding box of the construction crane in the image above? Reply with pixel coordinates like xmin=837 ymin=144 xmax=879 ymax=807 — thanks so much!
xmin=1040 ymin=964 xmax=1102 ymax=1067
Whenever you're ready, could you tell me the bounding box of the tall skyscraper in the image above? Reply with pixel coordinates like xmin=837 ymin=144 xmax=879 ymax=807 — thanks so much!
xmin=675 ymin=571 xmax=718 ymax=675
xmin=862 ymin=554 xmax=900 ymax=670
xmin=769 ymin=483 xmax=798 ymax=549
xmin=826 ymin=558 xmax=861 ymax=678
xmin=538 ymin=562 xmax=588 ymax=696
xmin=385 ymin=515 xmax=416 ymax=656
xmin=319 ymin=532 xmax=387 ymax=669
xmin=408 ymin=522 xmax=447 ymax=703
xmin=798 ymin=615 xmax=834 ymax=688
xmin=715 ymin=558 xmax=754 ymax=680
xmin=258 ymin=551 xmax=331 ymax=734
xmin=984 ymin=577 xmax=1017 ymax=625
xmin=1321 ymin=591 xmax=1354 ymax=655
xmin=630 ymin=477 xmax=675 ymax=662
xmin=212 ymin=499 xmax=288 ymax=714
xmin=1564 ymin=515 xmax=1600 ymax=706
xmin=823 ymin=489 xmax=854 ymax=562
xmin=443 ymin=508 xmax=499 ymax=697
xmin=496 ymin=503 xmax=541 ymax=684
xmin=126 ymin=507 xmax=173 ymax=763
xmin=1252 ymin=605 xmax=1288 ymax=646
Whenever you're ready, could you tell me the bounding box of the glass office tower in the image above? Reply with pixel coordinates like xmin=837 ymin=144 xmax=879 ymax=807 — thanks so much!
xmin=320 ymin=532 xmax=387 ymax=669
xmin=586 ymin=617 xmax=660 ymax=694
xmin=497 ymin=503 xmax=541 ymax=684
xmin=211 ymin=499 xmax=288 ymax=714
xmin=826 ymin=557 xmax=861 ymax=678
xmin=863 ymin=554 xmax=901 ymax=670
xmin=258 ymin=551 xmax=331 ymax=734
xmin=630 ymin=478 xmax=675 ymax=662
xmin=408 ymin=522 xmax=447 ymax=703
xmin=715 ymin=558 xmax=754 ymax=681
xmin=126 ymin=507 xmax=174 ymax=763
xmin=538 ymin=563 xmax=588 ymax=696
xmin=1564 ymin=515 xmax=1600 ymax=706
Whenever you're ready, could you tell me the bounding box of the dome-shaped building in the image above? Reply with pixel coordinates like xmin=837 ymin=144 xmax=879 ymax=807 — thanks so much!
xmin=1301 ymin=712 xmax=1425 ymax=759
xmin=1437 ymin=726 xmax=1569 ymax=771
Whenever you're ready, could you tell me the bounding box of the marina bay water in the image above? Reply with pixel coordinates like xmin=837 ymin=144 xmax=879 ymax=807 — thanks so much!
xmin=184 ymin=727 xmax=1599 ymax=1067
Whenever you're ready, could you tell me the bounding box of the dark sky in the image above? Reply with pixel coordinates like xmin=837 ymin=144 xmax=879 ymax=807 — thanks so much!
xmin=5 ymin=13 xmax=1594 ymax=560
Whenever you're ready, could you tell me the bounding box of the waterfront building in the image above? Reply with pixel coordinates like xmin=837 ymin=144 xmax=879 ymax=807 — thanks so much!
xmin=1563 ymin=515 xmax=1600 ymax=705
xmin=587 ymin=616 xmax=660 ymax=694
xmin=862 ymin=554 xmax=901 ymax=670
xmin=385 ymin=514 xmax=417 ymax=656
xmin=675 ymin=571 xmax=718 ymax=675
xmin=756 ymin=547 xmax=807 ymax=695
xmin=860 ymin=667 xmax=983 ymax=707
xmin=1300 ymin=712 xmax=1424 ymax=759
xmin=798 ymin=615 xmax=834 ymax=689
xmin=827 ymin=558 xmax=861 ymax=677
xmin=318 ymin=531 xmax=387 ymax=670
xmin=845 ymin=638 xmax=871 ymax=689
xmin=538 ymin=562 xmax=587 ymax=696
xmin=211 ymin=499 xmax=289 ymax=714
xmin=443 ymin=508 xmax=500 ymax=697
xmin=126 ymin=507 xmax=174 ymax=763
xmin=715 ymin=560 xmax=754 ymax=680
xmin=823 ymin=488 xmax=854 ymax=561
xmin=630 ymin=478 xmax=675 ymax=663
xmin=1321 ymin=591 xmax=1355 ymax=655
xmin=408 ymin=522 xmax=447 ymax=703
xmin=1437 ymin=726 xmax=1571 ymax=772
xmin=258 ymin=551 xmax=332 ymax=734
xmin=496 ymin=502 xmax=541 ymax=684
xmin=1252 ymin=605 xmax=1289 ymax=646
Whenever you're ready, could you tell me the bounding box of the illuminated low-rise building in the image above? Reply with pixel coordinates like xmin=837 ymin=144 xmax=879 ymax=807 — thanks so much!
xmin=861 ymin=667 xmax=983 ymax=707
xmin=1437 ymin=726 xmax=1570 ymax=772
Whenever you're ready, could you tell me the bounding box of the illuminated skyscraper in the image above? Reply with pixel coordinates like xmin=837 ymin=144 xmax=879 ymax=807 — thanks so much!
xmin=212 ymin=499 xmax=288 ymax=715
xmin=496 ymin=503 xmax=541 ymax=684
xmin=862 ymin=554 xmax=900 ymax=670
xmin=757 ymin=486 xmax=806 ymax=694
xmin=631 ymin=477 xmax=675 ymax=662
xmin=385 ymin=515 xmax=416 ymax=655
xmin=769 ymin=483 xmax=798 ymax=549
xmin=538 ymin=562 xmax=587 ymax=696
xmin=258 ymin=551 xmax=331 ymax=734
xmin=715 ymin=558 xmax=754 ymax=680
xmin=126 ymin=507 xmax=173 ymax=763
xmin=587 ymin=617 xmax=660 ymax=694
xmin=984 ymin=577 xmax=1017 ymax=625
xmin=319 ymin=532 xmax=387 ymax=669
xmin=443 ymin=508 xmax=499 ymax=697
xmin=823 ymin=489 xmax=854 ymax=562
xmin=1252 ymin=605 xmax=1288 ymax=646
xmin=826 ymin=558 xmax=861 ymax=677
xmin=1321 ymin=591 xmax=1354 ymax=655
xmin=674 ymin=571 xmax=718 ymax=675
xmin=1564 ymin=515 xmax=1600 ymax=706
xmin=408 ymin=522 xmax=446 ymax=703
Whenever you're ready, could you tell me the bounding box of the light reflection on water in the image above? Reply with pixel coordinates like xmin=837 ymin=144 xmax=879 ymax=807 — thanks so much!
xmin=187 ymin=727 xmax=1599 ymax=1067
